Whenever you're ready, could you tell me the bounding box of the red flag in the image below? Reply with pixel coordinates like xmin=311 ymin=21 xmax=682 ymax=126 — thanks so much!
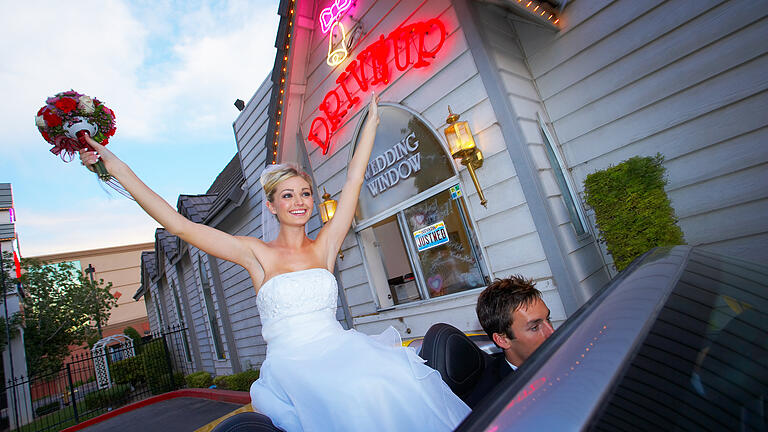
xmin=13 ymin=251 xmax=21 ymax=279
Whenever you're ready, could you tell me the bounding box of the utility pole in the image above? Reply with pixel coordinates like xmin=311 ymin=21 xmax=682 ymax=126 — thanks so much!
xmin=84 ymin=264 xmax=103 ymax=339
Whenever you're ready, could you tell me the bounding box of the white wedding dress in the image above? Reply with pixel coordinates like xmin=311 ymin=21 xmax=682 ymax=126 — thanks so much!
xmin=249 ymin=268 xmax=470 ymax=432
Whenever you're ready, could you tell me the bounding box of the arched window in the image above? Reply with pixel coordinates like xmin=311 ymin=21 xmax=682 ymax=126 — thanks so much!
xmin=353 ymin=104 xmax=489 ymax=309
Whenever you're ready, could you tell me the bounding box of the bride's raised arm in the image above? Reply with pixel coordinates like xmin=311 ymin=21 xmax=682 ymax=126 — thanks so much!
xmin=318 ymin=93 xmax=379 ymax=267
xmin=79 ymin=135 xmax=261 ymax=272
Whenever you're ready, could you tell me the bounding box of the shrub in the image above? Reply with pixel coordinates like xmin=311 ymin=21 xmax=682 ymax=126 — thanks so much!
xmin=226 ymin=369 xmax=260 ymax=392
xmin=186 ymin=371 xmax=213 ymax=388
xmin=83 ymin=383 xmax=131 ymax=410
xmin=584 ymin=154 xmax=685 ymax=271
xmin=141 ymin=339 xmax=173 ymax=394
xmin=111 ymin=355 xmax=145 ymax=385
xmin=213 ymin=374 xmax=229 ymax=390
xmin=35 ymin=401 xmax=60 ymax=417
xmin=123 ymin=327 xmax=143 ymax=353
xmin=173 ymin=372 xmax=185 ymax=390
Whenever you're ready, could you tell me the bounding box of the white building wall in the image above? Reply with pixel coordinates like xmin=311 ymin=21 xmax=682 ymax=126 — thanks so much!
xmin=513 ymin=0 xmax=768 ymax=266
xmin=300 ymin=0 xmax=568 ymax=336
xmin=472 ymin=2 xmax=611 ymax=303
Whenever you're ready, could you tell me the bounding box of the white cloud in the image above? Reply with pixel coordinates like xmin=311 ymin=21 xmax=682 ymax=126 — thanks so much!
xmin=1 ymin=0 xmax=279 ymax=256
xmin=1 ymin=0 xmax=278 ymax=150
xmin=17 ymin=198 xmax=160 ymax=257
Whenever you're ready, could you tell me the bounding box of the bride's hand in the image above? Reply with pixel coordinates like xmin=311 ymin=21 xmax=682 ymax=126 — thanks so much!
xmin=367 ymin=91 xmax=380 ymax=126
xmin=78 ymin=134 xmax=118 ymax=173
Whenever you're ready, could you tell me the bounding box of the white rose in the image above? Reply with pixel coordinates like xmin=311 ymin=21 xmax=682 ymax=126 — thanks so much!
xmin=78 ymin=96 xmax=95 ymax=114
xmin=35 ymin=115 xmax=46 ymax=128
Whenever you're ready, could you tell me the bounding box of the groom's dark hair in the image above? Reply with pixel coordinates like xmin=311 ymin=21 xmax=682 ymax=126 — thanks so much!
xmin=476 ymin=275 xmax=541 ymax=344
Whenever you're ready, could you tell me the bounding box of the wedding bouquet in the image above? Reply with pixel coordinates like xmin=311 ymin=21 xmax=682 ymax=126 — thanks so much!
xmin=35 ymin=90 xmax=116 ymax=180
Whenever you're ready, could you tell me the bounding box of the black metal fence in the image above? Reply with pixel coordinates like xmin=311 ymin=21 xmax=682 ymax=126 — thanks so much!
xmin=2 ymin=325 xmax=193 ymax=432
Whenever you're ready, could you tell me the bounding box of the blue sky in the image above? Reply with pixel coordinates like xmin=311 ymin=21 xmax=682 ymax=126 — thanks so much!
xmin=1 ymin=0 xmax=280 ymax=256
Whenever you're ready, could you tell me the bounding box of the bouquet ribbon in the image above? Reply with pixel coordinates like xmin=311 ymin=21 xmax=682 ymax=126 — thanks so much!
xmin=51 ymin=135 xmax=82 ymax=161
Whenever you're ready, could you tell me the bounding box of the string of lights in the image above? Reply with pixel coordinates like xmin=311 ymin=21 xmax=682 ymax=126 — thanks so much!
xmin=269 ymin=0 xmax=296 ymax=165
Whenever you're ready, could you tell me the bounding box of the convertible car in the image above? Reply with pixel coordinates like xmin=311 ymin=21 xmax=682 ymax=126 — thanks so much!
xmin=442 ymin=246 xmax=767 ymax=431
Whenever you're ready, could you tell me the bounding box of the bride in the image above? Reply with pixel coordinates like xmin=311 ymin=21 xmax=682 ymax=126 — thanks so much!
xmin=80 ymin=93 xmax=470 ymax=431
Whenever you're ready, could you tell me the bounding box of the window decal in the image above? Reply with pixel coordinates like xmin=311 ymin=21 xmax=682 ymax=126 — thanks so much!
xmin=413 ymin=221 xmax=449 ymax=252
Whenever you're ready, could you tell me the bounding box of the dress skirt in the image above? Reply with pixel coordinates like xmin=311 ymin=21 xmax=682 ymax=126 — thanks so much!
xmin=250 ymin=314 xmax=470 ymax=432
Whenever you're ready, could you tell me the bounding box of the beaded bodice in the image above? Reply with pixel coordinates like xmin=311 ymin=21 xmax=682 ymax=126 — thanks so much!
xmin=256 ymin=268 xmax=338 ymax=326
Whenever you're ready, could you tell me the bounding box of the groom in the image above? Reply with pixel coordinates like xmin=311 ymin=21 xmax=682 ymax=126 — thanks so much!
xmin=466 ymin=275 xmax=554 ymax=408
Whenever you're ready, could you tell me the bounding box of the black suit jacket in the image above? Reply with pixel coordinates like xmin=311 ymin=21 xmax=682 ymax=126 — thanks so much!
xmin=465 ymin=354 xmax=514 ymax=408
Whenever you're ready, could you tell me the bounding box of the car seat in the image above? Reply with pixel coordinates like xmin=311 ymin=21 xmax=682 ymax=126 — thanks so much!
xmin=420 ymin=323 xmax=491 ymax=403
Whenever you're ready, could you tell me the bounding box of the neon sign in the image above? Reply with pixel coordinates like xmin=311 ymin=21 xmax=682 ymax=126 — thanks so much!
xmin=327 ymin=22 xmax=349 ymax=66
xmin=308 ymin=18 xmax=447 ymax=154
xmin=319 ymin=0 xmax=353 ymax=33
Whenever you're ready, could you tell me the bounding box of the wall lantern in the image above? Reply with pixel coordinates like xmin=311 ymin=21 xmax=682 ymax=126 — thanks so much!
xmin=444 ymin=106 xmax=488 ymax=207
xmin=318 ymin=187 xmax=337 ymax=223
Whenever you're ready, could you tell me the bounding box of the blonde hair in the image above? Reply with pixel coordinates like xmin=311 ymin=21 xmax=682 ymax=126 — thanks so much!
xmin=260 ymin=164 xmax=313 ymax=203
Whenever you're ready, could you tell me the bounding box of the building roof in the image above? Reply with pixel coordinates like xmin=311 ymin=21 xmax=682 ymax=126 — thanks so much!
xmin=155 ymin=228 xmax=179 ymax=262
xmin=0 ymin=183 xmax=11 ymax=210
xmin=177 ymin=194 xmax=218 ymax=224
xmin=136 ymin=251 xmax=157 ymax=300
xmin=204 ymin=154 xmax=246 ymax=222
xmin=0 ymin=223 xmax=15 ymax=242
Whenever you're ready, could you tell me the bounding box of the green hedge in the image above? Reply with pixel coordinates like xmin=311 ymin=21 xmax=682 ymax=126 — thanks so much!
xmin=34 ymin=401 xmax=60 ymax=417
xmin=584 ymin=154 xmax=685 ymax=271
xmin=83 ymin=384 xmax=132 ymax=411
xmin=214 ymin=369 xmax=260 ymax=392
xmin=186 ymin=371 xmax=213 ymax=388
xmin=110 ymin=355 xmax=145 ymax=385
xmin=213 ymin=375 xmax=229 ymax=389
xmin=141 ymin=339 xmax=173 ymax=394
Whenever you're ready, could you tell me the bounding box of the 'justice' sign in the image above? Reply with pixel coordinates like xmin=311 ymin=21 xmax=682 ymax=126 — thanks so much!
xmin=308 ymin=18 xmax=447 ymax=155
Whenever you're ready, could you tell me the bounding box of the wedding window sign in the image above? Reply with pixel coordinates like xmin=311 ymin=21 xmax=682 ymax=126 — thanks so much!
xmin=356 ymin=105 xmax=453 ymax=221
xmin=352 ymin=105 xmax=489 ymax=309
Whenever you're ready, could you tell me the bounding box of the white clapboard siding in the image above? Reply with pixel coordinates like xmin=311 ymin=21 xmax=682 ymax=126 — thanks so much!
xmin=297 ymin=0 xmax=568 ymax=337
xmin=515 ymin=0 xmax=768 ymax=264
xmin=474 ymin=2 xmax=610 ymax=298
xmin=211 ymin=200 xmax=268 ymax=368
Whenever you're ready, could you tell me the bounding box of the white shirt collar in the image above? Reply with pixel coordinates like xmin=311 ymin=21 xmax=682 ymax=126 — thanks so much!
xmin=505 ymin=359 xmax=518 ymax=371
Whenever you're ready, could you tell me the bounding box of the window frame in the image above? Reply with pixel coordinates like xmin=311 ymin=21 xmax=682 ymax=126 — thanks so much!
xmin=169 ymin=278 xmax=193 ymax=363
xmin=197 ymin=258 xmax=226 ymax=361
xmin=537 ymin=113 xmax=589 ymax=237
xmin=349 ymin=103 xmax=491 ymax=310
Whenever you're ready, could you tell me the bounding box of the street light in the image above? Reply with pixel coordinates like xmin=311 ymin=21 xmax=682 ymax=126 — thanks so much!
xmin=84 ymin=264 xmax=103 ymax=339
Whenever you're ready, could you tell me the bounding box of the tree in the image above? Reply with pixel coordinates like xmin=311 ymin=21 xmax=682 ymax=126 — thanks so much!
xmin=18 ymin=258 xmax=117 ymax=376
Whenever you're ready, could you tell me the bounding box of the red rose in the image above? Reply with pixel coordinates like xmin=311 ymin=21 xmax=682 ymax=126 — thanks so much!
xmin=41 ymin=131 xmax=51 ymax=142
xmin=108 ymin=127 xmax=116 ymax=136
xmin=55 ymin=98 xmax=78 ymax=113
xmin=102 ymin=105 xmax=114 ymax=118
xmin=101 ymin=138 xmax=109 ymax=146
xmin=37 ymin=106 xmax=47 ymax=116
xmin=43 ymin=112 xmax=62 ymax=127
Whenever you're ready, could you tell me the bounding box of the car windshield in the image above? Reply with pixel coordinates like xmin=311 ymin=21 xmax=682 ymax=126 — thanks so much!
xmin=461 ymin=247 xmax=768 ymax=431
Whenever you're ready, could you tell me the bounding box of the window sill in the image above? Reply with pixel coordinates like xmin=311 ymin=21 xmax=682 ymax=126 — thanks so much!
xmin=356 ymin=286 xmax=485 ymax=325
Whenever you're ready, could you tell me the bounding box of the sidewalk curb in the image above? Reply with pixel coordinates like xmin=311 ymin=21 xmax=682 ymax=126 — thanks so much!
xmin=61 ymin=388 xmax=250 ymax=432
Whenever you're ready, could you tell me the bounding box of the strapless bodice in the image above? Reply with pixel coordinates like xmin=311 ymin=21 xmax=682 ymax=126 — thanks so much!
xmin=256 ymin=268 xmax=341 ymax=351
